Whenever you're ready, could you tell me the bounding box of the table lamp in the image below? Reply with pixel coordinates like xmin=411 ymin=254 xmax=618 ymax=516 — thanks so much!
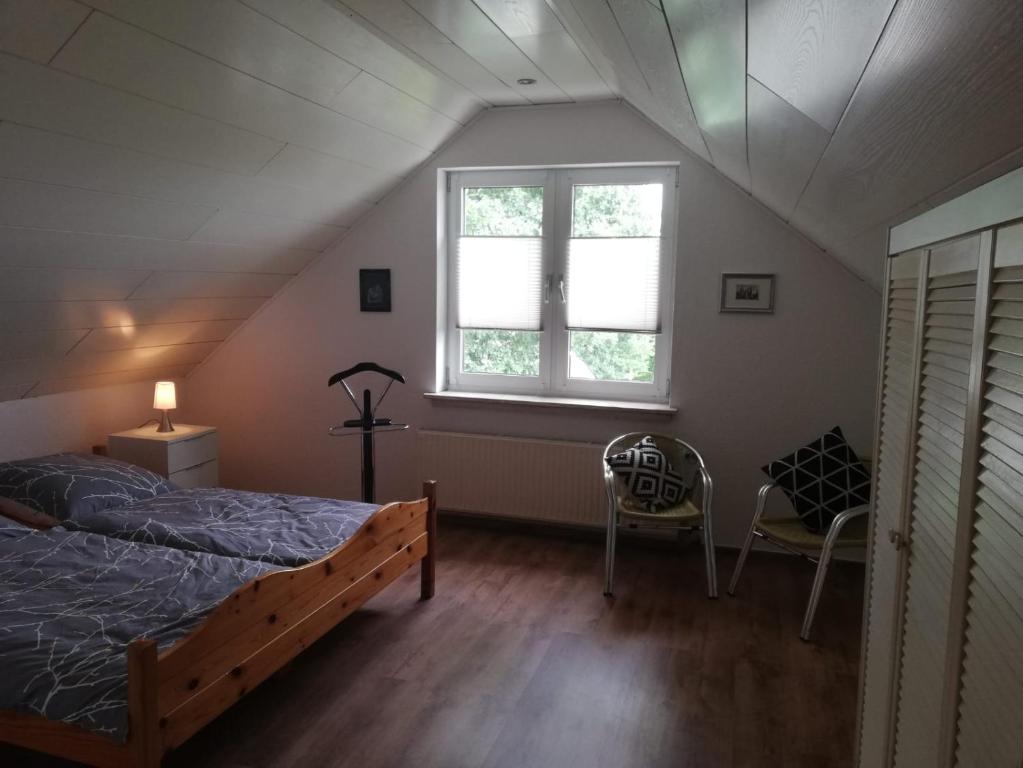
xmin=154 ymin=381 xmax=177 ymax=433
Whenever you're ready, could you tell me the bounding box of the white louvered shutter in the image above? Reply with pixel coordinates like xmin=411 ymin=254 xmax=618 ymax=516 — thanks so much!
xmin=954 ymin=223 xmax=1023 ymax=766
xmin=858 ymin=251 xmax=923 ymax=767
xmin=892 ymin=237 xmax=980 ymax=767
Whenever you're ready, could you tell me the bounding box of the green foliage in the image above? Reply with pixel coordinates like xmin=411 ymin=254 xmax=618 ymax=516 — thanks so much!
xmin=462 ymin=330 xmax=539 ymax=376
xmin=463 ymin=186 xmax=543 ymax=236
xmin=572 ymin=184 xmax=662 ymax=237
xmin=570 ymin=332 xmax=654 ymax=382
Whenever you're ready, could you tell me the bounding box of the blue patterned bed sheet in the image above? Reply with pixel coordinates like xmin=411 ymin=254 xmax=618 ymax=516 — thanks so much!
xmin=0 ymin=526 xmax=278 ymax=739
xmin=64 ymin=488 xmax=380 ymax=567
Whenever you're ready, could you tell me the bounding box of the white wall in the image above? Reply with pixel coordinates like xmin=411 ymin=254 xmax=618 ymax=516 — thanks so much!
xmin=0 ymin=380 xmax=164 ymax=461
xmin=182 ymin=102 xmax=881 ymax=548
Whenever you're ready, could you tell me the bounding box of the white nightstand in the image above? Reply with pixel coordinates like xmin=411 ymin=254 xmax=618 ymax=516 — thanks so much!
xmin=107 ymin=424 xmax=219 ymax=489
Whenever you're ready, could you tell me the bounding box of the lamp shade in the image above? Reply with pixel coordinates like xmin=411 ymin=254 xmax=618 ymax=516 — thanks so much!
xmin=153 ymin=381 xmax=177 ymax=410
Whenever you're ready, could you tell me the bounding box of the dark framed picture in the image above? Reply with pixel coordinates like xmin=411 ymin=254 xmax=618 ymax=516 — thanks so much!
xmin=720 ymin=273 xmax=775 ymax=313
xmin=359 ymin=269 xmax=391 ymax=312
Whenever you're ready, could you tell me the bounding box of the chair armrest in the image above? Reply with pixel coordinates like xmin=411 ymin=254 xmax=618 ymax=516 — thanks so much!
xmin=823 ymin=505 xmax=870 ymax=549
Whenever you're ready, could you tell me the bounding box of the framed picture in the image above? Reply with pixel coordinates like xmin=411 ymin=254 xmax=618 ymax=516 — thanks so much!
xmin=720 ymin=273 xmax=775 ymax=313
xmin=359 ymin=269 xmax=391 ymax=312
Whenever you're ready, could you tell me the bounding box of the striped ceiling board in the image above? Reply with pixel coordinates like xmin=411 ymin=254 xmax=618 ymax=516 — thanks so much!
xmin=0 ymin=0 xmax=1021 ymax=402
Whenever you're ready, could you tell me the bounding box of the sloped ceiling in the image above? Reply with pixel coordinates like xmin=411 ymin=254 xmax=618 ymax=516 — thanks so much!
xmin=0 ymin=0 xmax=1021 ymax=403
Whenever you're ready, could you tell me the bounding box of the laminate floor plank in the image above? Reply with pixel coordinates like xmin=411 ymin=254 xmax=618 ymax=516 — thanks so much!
xmin=0 ymin=523 xmax=863 ymax=768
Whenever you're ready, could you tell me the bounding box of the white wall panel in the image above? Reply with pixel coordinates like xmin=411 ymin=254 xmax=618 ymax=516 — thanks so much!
xmin=82 ymin=0 xmax=363 ymax=109
xmin=0 ymin=53 xmax=282 ymax=175
xmin=509 ymin=31 xmax=613 ymax=101
xmin=0 ymin=227 xmax=315 ymax=275
xmin=329 ymin=72 xmax=462 ymax=149
xmin=188 ymin=210 xmax=344 ymax=251
xmin=75 ymin=320 xmax=243 ymax=354
xmin=257 ymin=144 xmax=403 ymax=204
xmin=0 ymin=123 xmax=374 ymax=227
xmin=241 ymin=0 xmax=483 ymax=121
xmin=0 ymin=0 xmax=90 ymax=63
xmin=130 ymin=272 xmax=291 ymax=300
xmin=0 ymin=177 xmax=215 ymax=240
xmin=27 ymin=364 xmax=195 ymax=398
xmin=406 ymin=0 xmax=569 ymax=103
xmin=0 ymin=298 xmax=265 ymax=331
xmin=0 ymin=267 xmax=146 ymax=302
xmin=747 ymin=77 xmax=830 ymax=220
xmin=0 ymin=329 xmax=87 ymax=361
xmin=341 ymin=0 xmax=524 ymax=106
xmin=661 ymin=0 xmax=750 ymax=190
xmin=748 ymin=0 xmax=896 ymax=133
xmin=53 ymin=14 xmax=432 ymax=171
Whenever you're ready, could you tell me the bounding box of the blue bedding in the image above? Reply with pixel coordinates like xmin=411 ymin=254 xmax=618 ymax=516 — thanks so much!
xmin=0 ymin=525 xmax=278 ymax=739
xmin=64 ymin=488 xmax=380 ymax=567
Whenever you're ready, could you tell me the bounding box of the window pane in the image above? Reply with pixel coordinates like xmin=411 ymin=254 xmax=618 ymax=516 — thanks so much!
xmin=463 ymin=186 xmax=543 ymax=236
xmin=462 ymin=329 xmax=540 ymax=376
xmin=569 ymin=331 xmax=655 ymax=382
xmin=572 ymin=183 xmax=662 ymax=237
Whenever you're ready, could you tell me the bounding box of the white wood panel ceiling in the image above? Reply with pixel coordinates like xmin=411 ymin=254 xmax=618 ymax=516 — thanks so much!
xmin=0 ymin=0 xmax=1021 ymax=403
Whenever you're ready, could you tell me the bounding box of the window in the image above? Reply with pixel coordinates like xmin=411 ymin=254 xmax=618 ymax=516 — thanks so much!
xmin=444 ymin=165 xmax=677 ymax=403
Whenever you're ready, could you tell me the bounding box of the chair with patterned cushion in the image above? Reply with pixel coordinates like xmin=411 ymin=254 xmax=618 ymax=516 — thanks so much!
xmin=727 ymin=457 xmax=872 ymax=641
xmin=603 ymin=432 xmax=717 ymax=599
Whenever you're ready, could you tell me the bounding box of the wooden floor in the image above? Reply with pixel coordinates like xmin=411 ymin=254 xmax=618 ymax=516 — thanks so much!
xmin=3 ymin=522 xmax=864 ymax=768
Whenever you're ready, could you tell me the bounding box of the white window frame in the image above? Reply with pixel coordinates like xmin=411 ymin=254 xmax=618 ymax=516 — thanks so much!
xmin=444 ymin=164 xmax=677 ymax=403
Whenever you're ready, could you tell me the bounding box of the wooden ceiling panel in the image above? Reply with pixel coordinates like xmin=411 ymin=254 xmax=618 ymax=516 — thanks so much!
xmin=748 ymin=0 xmax=896 ymax=133
xmin=246 ymin=0 xmax=487 ymax=121
xmin=129 ymin=272 xmax=292 ymax=301
xmin=0 ymin=228 xmax=314 ymax=275
xmin=0 ymin=177 xmax=216 ymax=240
xmin=74 ymin=319 xmax=244 ymax=355
xmin=0 ymin=268 xmax=147 ymax=302
xmin=0 ymin=329 xmax=88 ymax=362
xmin=747 ymin=76 xmax=830 ymax=220
xmin=256 ymin=145 xmax=403 ymax=205
xmin=0 ymin=0 xmax=89 ymax=64
xmin=28 ymin=364 xmax=195 ymax=398
xmin=52 ymin=14 xmax=432 ymax=171
xmin=0 ymin=298 xmax=265 ymax=332
xmin=792 ymin=0 xmax=1023 ymax=252
xmin=0 ymin=123 xmax=375 ymax=229
xmin=188 ymin=211 xmax=345 ymax=251
xmin=406 ymin=0 xmax=570 ymax=103
xmin=0 ymin=53 xmax=283 ymax=175
xmin=662 ymin=0 xmax=749 ymax=190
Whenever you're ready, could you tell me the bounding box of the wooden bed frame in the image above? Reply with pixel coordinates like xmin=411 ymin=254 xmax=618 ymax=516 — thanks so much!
xmin=0 ymin=481 xmax=438 ymax=767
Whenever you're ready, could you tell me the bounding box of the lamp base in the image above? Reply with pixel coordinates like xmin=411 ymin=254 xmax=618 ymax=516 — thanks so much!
xmin=156 ymin=410 xmax=175 ymax=433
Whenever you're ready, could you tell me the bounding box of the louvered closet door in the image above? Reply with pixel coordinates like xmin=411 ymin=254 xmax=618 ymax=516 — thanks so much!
xmin=858 ymin=251 xmax=923 ymax=768
xmin=955 ymin=222 xmax=1023 ymax=766
xmin=892 ymin=236 xmax=980 ymax=768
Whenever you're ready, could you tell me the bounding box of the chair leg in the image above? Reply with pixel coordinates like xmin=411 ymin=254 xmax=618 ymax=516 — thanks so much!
xmin=801 ymin=544 xmax=834 ymax=641
xmin=702 ymin=522 xmax=718 ymax=599
xmin=728 ymin=484 xmax=771 ymax=596
xmin=604 ymin=511 xmax=617 ymax=597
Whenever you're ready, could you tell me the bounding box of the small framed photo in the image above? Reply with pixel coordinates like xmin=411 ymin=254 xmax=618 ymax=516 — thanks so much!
xmin=359 ymin=269 xmax=391 ymax=312
xmin=720 ymin=273 xmax=775 ymax=313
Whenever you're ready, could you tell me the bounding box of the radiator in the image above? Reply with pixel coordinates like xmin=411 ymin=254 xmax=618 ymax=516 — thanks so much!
xmin=417 ymin=430 xmax=607 ymax=527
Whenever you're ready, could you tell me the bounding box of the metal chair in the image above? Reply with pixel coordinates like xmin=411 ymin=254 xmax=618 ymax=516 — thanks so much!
xmin=603 ymin=432 xmax=718 ymax=599
xmin=727 ymin=477 xmax=870 ymax=640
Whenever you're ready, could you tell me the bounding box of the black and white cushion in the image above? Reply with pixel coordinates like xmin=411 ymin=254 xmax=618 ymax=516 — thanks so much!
xmin=606 ymin=436 xmax=688 ymax=511
xmin=762 ymin=426 xmax=871 ymax=533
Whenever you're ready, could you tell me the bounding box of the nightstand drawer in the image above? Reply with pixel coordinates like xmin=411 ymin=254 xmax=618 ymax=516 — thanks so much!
xmin=166 ymin=432 xmax=218 ymax=475
xmin=170 ymin=459 xmax=219 ymax=489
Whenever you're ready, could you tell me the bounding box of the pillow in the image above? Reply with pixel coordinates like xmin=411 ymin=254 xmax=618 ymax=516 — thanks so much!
xmin=762 ymin=426 xmax=871 ymax=533
xmin=606 ymin=436 xmax=689 ymax=511
xmin=0 ymin=496 xmax=59 ymax=529
xmin=0 ymin=453 xmax=177 ymax=522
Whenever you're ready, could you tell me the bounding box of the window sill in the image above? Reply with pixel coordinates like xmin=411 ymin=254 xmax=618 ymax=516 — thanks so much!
xmin=423 ymin=390 xmax=677 ymax=415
